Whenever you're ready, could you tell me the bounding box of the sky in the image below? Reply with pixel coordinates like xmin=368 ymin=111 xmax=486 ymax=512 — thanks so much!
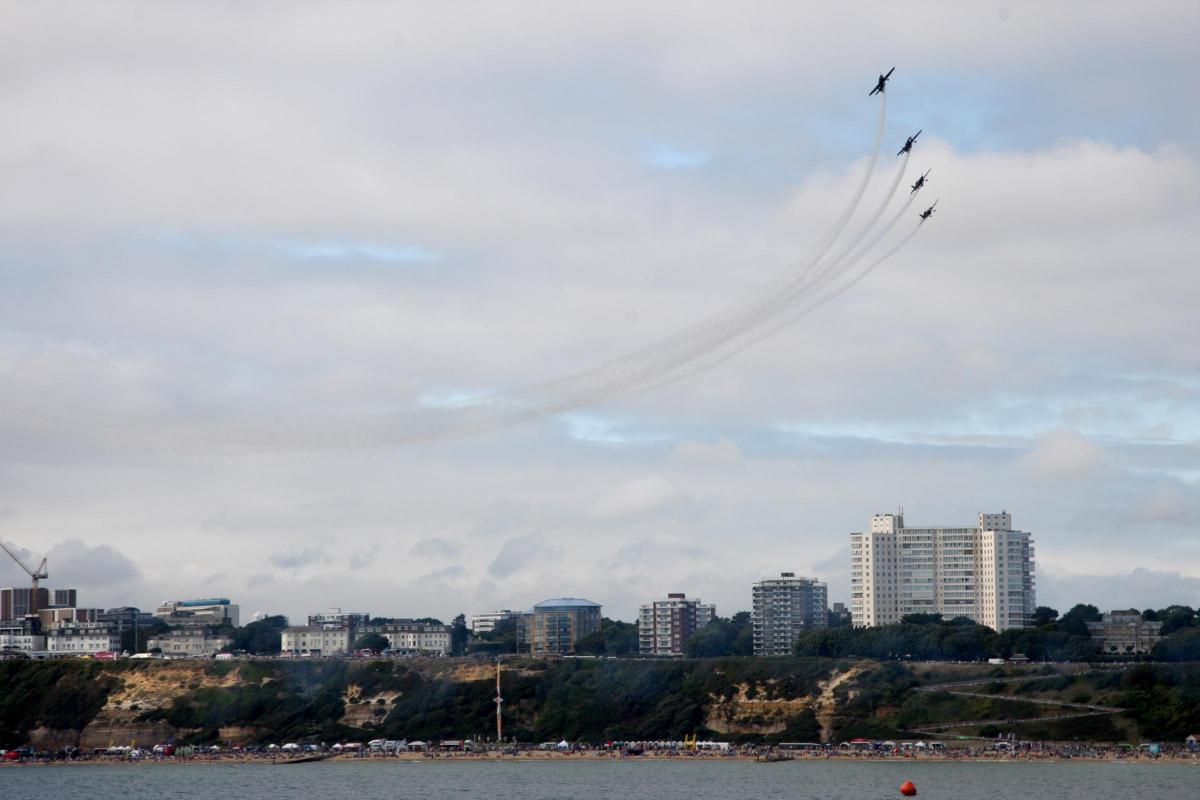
xmin=1 ymin=2 xmax=1198 ymax=625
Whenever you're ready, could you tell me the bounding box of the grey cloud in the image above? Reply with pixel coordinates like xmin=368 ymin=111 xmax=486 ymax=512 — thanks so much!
xmin=410 ymin=538 xmax=461 ymax=559
xmin=268 ymin=548 xmax=326 ymax=570
xmin=1039 ymin=567 xmax=1200 ymax=613
xmin=43 ymin=539 xmax=142 ymax=590
xmin=349 ymin=543 xmax=381 ymax=570
xmin=489 ymin=535 xmax=561 ymax=579
xmin=246 ymin=573 xmax=276 ymax=588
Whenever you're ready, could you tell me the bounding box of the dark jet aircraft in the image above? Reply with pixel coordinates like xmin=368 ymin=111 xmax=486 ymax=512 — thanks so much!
xmin=910 ymin=169 xmax=931 ymax=194
xmin=918 ymin=200 xmax=938 ymax=221
xmin=897 ymin=130 xmax=921 ymax=156
xmin=869 ymin=67 xmax=895 ymax=96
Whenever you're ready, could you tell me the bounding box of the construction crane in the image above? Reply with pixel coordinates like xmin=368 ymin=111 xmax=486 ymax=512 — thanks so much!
xmin=0 ymin=540 xmax=48 ymax=615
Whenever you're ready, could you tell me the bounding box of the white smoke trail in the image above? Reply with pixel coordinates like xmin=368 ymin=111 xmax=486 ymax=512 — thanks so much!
xmin=224 ymin=94 xmax=924 ymax=449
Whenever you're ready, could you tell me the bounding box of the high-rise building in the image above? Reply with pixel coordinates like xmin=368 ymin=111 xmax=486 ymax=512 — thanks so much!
xmin=1 ymin=587 xmax=78 ymax=620
xmin=523 ymin=598 xmax=601 ymax=656
xmin=752 ymin=573 xmax=828 ymax=656
xmin=638 ymin=593 xmax=716 ymax=656
xmin=849 ymin=510 xmax=1035 ymax=631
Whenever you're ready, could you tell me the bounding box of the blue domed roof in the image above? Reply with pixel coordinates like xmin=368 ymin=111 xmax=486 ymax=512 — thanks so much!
xmin=534 ymin=597 xmax=600 ymax=609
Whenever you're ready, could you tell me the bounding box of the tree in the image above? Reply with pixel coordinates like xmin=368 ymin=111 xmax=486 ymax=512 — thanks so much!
xmin=1158 ymin=606 xmax=1197 ymax=636
xmin=575 ymin=618 xmax=638 ymax=656
xmin=228 ymin=615 xmax=288 ymax=655
xmin=1059 ymin=604 xmax=1101 ymax=637
xmin=354 ymin=633 xmax=390 ymax=653
xmin=450 ymin=614 xmax=469 ymax=656
xmin=1033 ymin=606 xmax=1059 ymax=627
xmin=684 ymin=613 xmax=753 ymax=657
xmin=901 ymin=613 xmax=944 ymax=625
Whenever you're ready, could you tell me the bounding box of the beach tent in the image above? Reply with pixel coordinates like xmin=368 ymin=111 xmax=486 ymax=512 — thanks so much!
xmin=281 ymin=743 xmax=300 ymax=751
xmin=556 ymin=740 xmax=571 ymax=750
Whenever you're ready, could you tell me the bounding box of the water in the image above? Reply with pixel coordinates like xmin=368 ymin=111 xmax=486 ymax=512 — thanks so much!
xmin=1 ymin=759 xmax=1196 ymax=800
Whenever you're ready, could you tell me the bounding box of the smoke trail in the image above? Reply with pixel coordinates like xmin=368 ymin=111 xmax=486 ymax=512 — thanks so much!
xmin=219 ymin=95 xmax=924 ymax=450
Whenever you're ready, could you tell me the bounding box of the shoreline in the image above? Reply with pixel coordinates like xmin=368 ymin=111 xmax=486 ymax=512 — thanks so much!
xmin=5 ymin=752 xmax=1198 ymax=767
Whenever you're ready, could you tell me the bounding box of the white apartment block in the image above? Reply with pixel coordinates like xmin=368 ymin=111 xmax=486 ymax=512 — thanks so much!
xmin=638 ymin=593 xmax=716 ymax=656
xmin=752 ymin=573 xmax=828 ymax=656
xmin=147 ymin=628 xmax=234 ymax=658
xmin=281 ymin=625 xmax=352 ymax=656
xmin=850 ymin=510 xmax=1035 ymax=631
xmin=470 ymin=610 xmax=522 ymax=634
xmin=371 ymin=622 xmax=451 ymax=656
xmin=46 ymin=624 xmax=121 ymax=655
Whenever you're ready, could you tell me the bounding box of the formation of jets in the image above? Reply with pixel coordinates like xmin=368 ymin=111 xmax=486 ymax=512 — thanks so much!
xmin=869 ymin=67 xmax=938 ymax=221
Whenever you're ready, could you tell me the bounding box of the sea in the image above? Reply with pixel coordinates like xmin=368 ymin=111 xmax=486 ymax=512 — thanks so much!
xmin=2 ymin=759 xmax=1196 ymax=800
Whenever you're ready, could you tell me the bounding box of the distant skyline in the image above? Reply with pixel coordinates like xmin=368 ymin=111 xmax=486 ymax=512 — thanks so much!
xmin=1 ymin=3 xmax=1198 ymax=624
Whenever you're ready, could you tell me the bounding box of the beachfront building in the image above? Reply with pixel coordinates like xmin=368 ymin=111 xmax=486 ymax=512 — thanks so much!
xmin=1086 ymin=610 xmax=1163 ymax=654
xmin=280 ymin=625 xmax=352 ymax=657
xmin=752 ymin=573 xmax=828 ymax=656
xmin=307 ymin=608 xmax=370 ymax=629
xmin=523 ymin=598 xmax=601 ymax=656
xmin=368 ymin=621 xmax=452 ymax=655
xmin=638 ymin=593 xmax=716 ymax=656
xmin=470 ymin=610 xmax=523 ymax=634
xmin=154 ymin=598 xmax=240 ymax=628
xmin=850 ymin=510 xmax=1035 ymax=631
xmin=46 ymin=623 xmax=121 ymax=655
xmin=147 ymin=627 xmax=234 ymax=657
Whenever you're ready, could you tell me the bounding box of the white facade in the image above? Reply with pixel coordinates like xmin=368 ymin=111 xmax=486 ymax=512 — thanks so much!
xmin=638 ymin=594 xmax=716 ymax=656
xmin=850 ymin=511 xmax=1035 ymax=631
xmin=0 ymin=625 xmax=46 ymax=653
xmin=752 ymin=573 xmax=828 ymax=656
xmin=373 ymin=623 xmax=451 ymax=655
xmin=281 ymin=626 xmax=352 ymax=656
xmin=46 ymin=625 xmax=121 ymax=655
xmin=147 ymin=628 xmax=234 ymax=657
xmin=470 ymin=610 xmax=521 ymax=634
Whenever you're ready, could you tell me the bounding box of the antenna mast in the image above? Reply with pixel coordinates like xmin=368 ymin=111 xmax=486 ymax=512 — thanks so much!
xmin=495 ymin=657 xmax=504 ymax=743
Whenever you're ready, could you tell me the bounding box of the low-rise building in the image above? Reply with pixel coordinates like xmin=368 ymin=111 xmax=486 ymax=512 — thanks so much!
xmin=307 ymin=608 xmax=369 ymax=629
xmin=367 ymin=621 xmax=452 ymax=656
xmin=281 ymin=625 xmax=352 ymax=656
xmin=38 ymin=607 xmax=101 ymax=629
xmin=0 ymin=618 xmax=46 ymax=653
xmin=46 ymin=623 xmax=121 ymax=655
xmin=638 ymin=593 xmax=716 ymax=656
xmin=1086 ymin=610 xmax=1163 ymax=654
xmin=146 ymin=628 xmax=234 ymax=658
xmin=154 ymin=598 xmax=240 ymax=627
xmin=470 ymin=610 xmax=523 ymax=634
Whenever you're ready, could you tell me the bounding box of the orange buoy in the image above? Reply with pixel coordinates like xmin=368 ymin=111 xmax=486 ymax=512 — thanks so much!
xmin=900 ymin=780 xmax=917 ymax=796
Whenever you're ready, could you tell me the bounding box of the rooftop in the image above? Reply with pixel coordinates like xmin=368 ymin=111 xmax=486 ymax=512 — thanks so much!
xmin=533 ymin=598 xmax=600 ymax=610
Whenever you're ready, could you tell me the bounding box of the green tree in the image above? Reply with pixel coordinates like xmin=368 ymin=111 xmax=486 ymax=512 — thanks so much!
xmin=228 ymin=615 xmax=288 ymax=655
xmin=354 ymin=633 xmax=390 ymax=653
xmin=576 ymin=618 xmax=638 ymax=656
xmin=450 ymin=613 xmax=469 ymax=656
xmin=1033 ymin=606 xmax=1059 ymax=627
xmin=684 ymin=613 xmax=753 ymax=657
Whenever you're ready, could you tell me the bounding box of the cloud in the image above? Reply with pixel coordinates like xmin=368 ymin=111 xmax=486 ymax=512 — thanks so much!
xmin=1039 ymin=567 xmax=1200 ymax=612
xmin=590 ymin=476 xmax=691 ymax=520
xmin=410 ymin=538 xmax=461 ymax=559
xmin=1023 ymin=430 xmax=1109 ymax=478
xmin=349 ymin=543 xmax=380 ymax=570
xmin=42 ymin=539 xmax=142 ymax=590
xmin=669 ymin=438 xmax=743 ymax=466
xmin=488 ymin=535 xmax=562 ymax=578
xmin=268 ymin=548 xmax=326 ymax=570
xmin=246 ymin=573 xmax=275 ymax=588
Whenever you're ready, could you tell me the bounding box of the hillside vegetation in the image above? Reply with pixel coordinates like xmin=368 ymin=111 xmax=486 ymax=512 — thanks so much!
xmin=2 ymin=657 xmax=1198 ymax=750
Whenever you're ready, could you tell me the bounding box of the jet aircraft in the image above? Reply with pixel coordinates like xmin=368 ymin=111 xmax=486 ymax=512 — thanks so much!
xmin=910 ymin=169 xmax=931 ymax=194
xmin=918 ymin=200 xmax=938 ymax=221
xmin=869 ymin=67 xmax=895 ymax=96
xmin=897 ymin=130 xmax=921 ymax=156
